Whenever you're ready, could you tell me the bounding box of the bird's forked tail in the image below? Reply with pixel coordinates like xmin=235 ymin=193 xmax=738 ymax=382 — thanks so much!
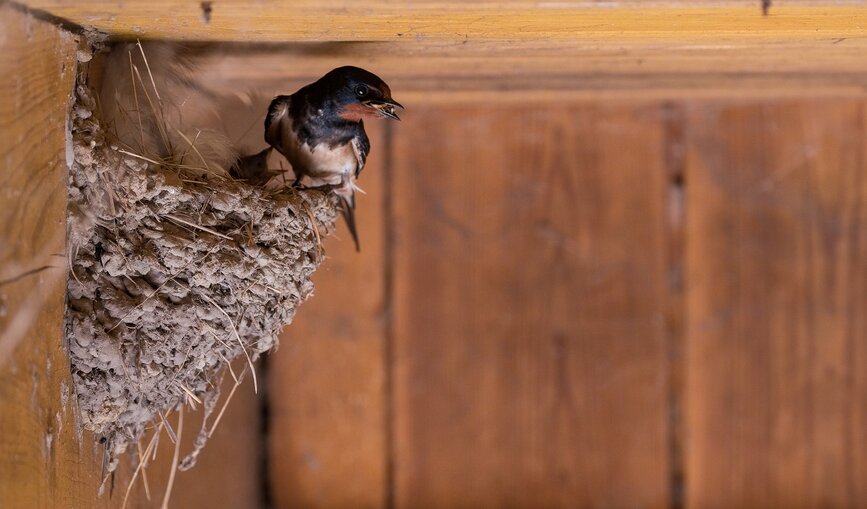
xmin=337 ymin=193 xmax=360 ymax=252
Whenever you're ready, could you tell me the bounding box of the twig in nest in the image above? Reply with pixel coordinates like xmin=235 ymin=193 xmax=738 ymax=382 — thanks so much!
xmin=136 ymin=40 xmax=163 ymax=104
xmin=160 ymin=408 xmax=183 ymax=509
xmin=300 ymin=202 xmax=324 ymax=261
xmin=98 ymin=169 xmax=118 ymax=216
xmin=69 ymin=245 xmax=82 ymax=285
xmin=206 ymin=334 xmax=248 ymax=441
xmin=208 ymin=363 xmax=248 ymax=439
xmin=175 ymin=128 xmax=224 ymax=179
xmin=116 ymin=148 xmax=163 ymax=167
xmin=200 ymin=293 xmax=259 ymax=394
xmin=158 ymin=409 xmax=178 ymax=445
xmin=122 ymin=420 xmax=164 ymax=509
xmin=136 ymin=441 xmax=152 ymax=501
xmin=163 ymin=213 xmax=233 ymax=240
xmin=129 ymin=62 xmax=172 ymax=155
xmin=128 ymin=51 xmax=146 ymax=150
xmin=107 ymin=274 xmax=184 ymax=332
xmin=176 ymin=381 xmax=203 ymax=407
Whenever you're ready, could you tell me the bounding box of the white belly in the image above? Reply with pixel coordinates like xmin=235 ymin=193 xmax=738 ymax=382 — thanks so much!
xmin=285 ymin=128 xmax=356 ymax=185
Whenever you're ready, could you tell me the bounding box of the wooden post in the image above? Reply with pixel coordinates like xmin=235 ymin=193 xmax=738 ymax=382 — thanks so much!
xmin=0 ymin=5 xmax=111 ymax=508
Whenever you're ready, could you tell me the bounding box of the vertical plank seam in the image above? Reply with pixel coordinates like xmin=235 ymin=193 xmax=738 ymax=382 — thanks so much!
xmin=383 ymin=120 xmax=397 ymax=509
xmin=662 ymin=101 xmax=687 ymax=509
xmin=259 ymin=358 xmax=273 ymax=509
xmin=843 ymin=99 xmax=866 ymax=505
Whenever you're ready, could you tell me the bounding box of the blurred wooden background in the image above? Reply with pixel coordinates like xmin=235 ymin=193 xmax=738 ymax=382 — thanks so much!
xmin=4 ymin=1 xmax=867 ymax=508
xmin=269 ymin=98 xmax=867 ymax=509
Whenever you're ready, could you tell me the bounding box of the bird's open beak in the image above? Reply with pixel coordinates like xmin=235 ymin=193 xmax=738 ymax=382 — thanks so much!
xmin=364 ymin=98 xmax=404 ymax=121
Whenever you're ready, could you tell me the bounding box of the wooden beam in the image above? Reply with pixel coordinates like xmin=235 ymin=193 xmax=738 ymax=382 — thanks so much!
xmin=0 ymin=5 xmax=111 ymax=508
xmin=187 ymin=39 xmax=867 ymax=98
xmin=20 ymin=1 xmax=867 ymax=43
xmin=23 ymin=1 xmax=867 ymax=93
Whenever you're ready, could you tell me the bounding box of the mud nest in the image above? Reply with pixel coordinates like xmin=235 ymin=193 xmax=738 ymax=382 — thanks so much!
xmin=65 ymin=47 xmax=338 ymax=475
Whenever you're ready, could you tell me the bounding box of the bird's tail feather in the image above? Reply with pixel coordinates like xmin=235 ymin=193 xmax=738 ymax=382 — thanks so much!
xmin=337 ymin=194 xmax=360 ymax=252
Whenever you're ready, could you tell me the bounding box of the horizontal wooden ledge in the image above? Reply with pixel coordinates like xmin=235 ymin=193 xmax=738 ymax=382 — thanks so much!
xmin=201 ymin=75 xmax=867 ymax=102
xmin=19 ymin=1 xmax=867 ymax=42
xmin=181 ymin=38 xmax=867 ymax=94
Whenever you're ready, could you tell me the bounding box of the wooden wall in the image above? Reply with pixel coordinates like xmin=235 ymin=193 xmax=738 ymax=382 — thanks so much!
xmin=270 ymin=95 xmax=867 ymax=508
xmin=685 ymin=99 xmax=867 ymax=508
xmin=5 ymin=3 xmax=867 ymax=508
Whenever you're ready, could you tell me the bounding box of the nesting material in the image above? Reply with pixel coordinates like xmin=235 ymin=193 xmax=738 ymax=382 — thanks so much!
xmin=65 ymin=44 xmax=337 ymax=475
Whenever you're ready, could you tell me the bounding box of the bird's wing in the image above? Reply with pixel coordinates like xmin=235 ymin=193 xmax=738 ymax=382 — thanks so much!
xmin=265 ymin=97 xmax=310 ymax=183
xmin=352 ymin=132 xmax=370 ymax=178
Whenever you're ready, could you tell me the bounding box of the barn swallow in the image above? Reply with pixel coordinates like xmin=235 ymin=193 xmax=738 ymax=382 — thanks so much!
xmin=264 ymin=66 xmax=403 ymax=251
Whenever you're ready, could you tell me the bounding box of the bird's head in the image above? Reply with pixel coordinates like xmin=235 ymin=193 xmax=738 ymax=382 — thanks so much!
xmin=319 ymin=66 xmax=404 ymax=122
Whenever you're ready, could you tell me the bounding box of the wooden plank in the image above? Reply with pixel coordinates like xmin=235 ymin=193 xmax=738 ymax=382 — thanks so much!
xmin=0 ymin=5 xmax=100 ymax=508
xmin=21 ymin=1 xmax=867 ymax=96
xmin=31 ymin=5 xmax=867 ymax=97
xmin=685 ymin=98 xmax=867 ymax=507
xmin=391 ymin=104 xmax=672 ymax=508
xmin=189 ymin=40 xmax=867 ymax=98
xmin=20 ymin=1 xmax=867 ymax=43
xmin=0 ymin=6 xmax=124 ymax=509
xmin=268 ymin=120 xmax=388 ymax=509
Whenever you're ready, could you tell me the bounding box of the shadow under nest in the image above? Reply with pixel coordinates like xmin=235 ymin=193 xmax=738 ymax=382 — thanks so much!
xmin=65 ymin=41 xmax=339 ymax=485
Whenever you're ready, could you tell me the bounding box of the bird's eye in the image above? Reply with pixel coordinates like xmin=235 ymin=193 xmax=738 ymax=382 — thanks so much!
xmin=355 ymin=85 xmax=369 ymax=97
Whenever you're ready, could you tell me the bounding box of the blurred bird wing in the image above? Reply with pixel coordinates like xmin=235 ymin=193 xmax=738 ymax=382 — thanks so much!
xmin=264 ymin=99 xmax=291 ymax=152
xmin=265 ymin=99 xmax=312 ymax=183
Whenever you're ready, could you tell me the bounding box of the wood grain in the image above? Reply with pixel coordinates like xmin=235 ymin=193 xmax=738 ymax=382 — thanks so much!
xmin=268 ymin=121 xmax=388 ymax=509
xmin=25 ymin=0 xmax=867 ymax=97
xmin=390 ymin=104 xmax=672 ymax=508
xmin=189 ymin=40 xmax=867 ymax=99
xmin=0 ymin=7 xmax=104 ymax=508
xmin=20 ymin=0 xmax=867 ymax=95
xmin=20 ymin=1 xmax=867 ymax=44
xmin=0 ymin=6 xmax=153 ymax=509
xmin=685 ymin=98 xmax=867 ymax=508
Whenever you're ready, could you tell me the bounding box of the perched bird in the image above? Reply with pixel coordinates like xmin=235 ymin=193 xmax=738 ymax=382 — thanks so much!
xmin=264 ymin=66 xmax=402 ymax=251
